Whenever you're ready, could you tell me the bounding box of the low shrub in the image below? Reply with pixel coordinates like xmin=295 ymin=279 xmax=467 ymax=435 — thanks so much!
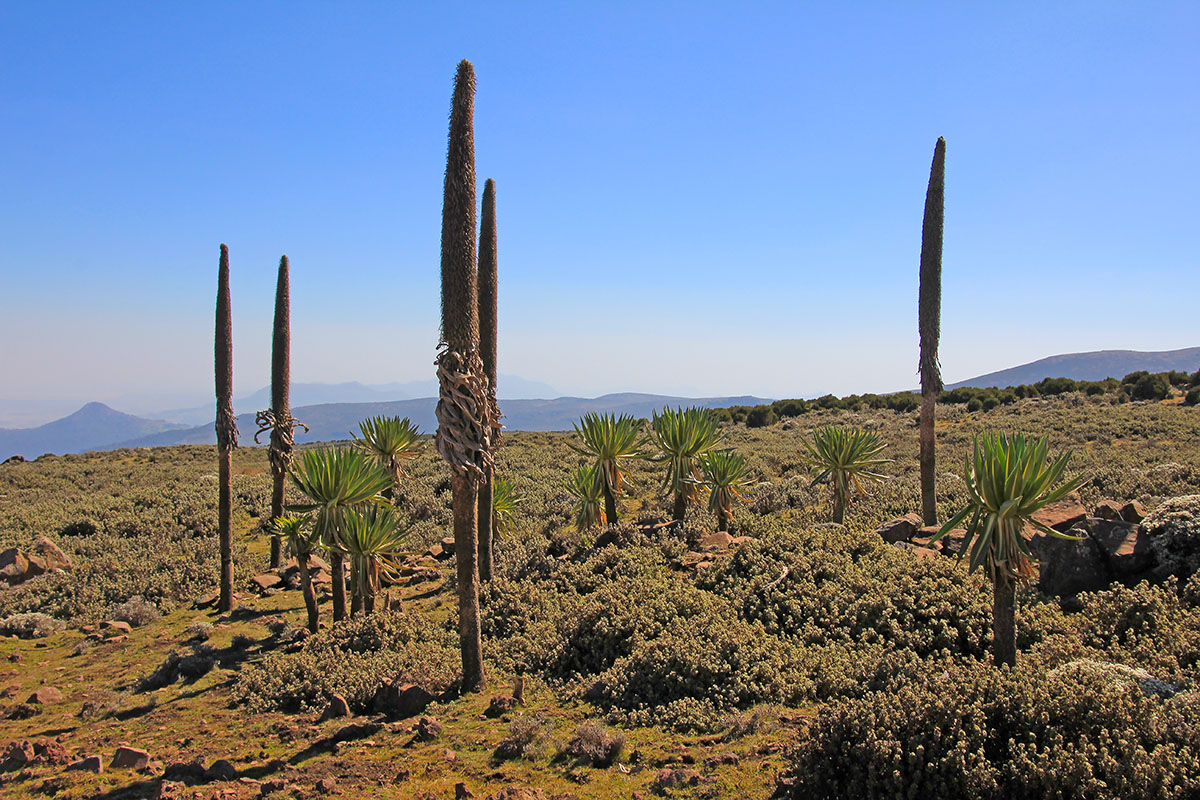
xmin=494 ymin=713 xmax=555 ymax=760
xmin=182 ymin=621 xmax=213 ymax=642
xmin=138 ymin=644 xmax=218 ymax=690
xmin=110 ymin=596 xmax=160 ymax=627
xmin=0 ymin=612 xmax=64 ymax=639
xmin=786 ymin=660 xmax=1200 ymax=800
xmin=233 ymin=610 xmax=457 ymax=713
xmin=563 ymin=721 xmax=626 ymax=766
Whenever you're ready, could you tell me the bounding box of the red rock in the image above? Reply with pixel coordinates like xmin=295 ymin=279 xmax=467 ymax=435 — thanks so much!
xmin=1030 ymin=492 xmax=1088 ymax=533
xmin=374 ymin=682 xmax=434 ymax=719
xmin=67 ymin=755 xmax=102 ymax=773
xmin=1121 ymin=500 xmax=1147 ymax=523
xmin=251 ymin=574 xmax=282 ymax=591
xmin=875 ymin=514 xmax=923 ymax=544
xmin=1093 ymin=500 xmax=1124 ymax=521
xmin=697 ymin=531 xmax=733 ymax=550
xmin=320 ymin=695 xmax=351 ymax=721
xmin=111 ymin=746 xmax=151 ymax=770
xmin=101 ymin=620 xmax=132 ymax=634
xmin=27 ymin=687 xmax=62 ymax=705
xmin=30 ymin=537 xmax=70 ymax=572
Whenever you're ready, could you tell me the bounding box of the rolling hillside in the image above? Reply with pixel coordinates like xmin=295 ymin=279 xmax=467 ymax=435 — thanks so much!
xmin=948 ymin=347 xmax=1200 ymax=390
xmin=0 ymin=403 xmax=187 ymax=461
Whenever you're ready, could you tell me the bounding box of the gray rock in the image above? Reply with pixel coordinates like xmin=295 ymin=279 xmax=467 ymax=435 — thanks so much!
xmin=875 ymin=514 xmax=922 ymax=544
xmin=111 ymin=746 xmax=150 ymax=770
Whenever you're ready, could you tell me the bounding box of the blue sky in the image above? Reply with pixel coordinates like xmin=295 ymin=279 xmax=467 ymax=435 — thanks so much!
xmin=2 ymin=1 xmax=1197 ymax=417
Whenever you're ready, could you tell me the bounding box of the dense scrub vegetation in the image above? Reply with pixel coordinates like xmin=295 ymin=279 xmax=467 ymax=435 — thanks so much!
xmin=4 ymin=392 xmax=1200 ymax=796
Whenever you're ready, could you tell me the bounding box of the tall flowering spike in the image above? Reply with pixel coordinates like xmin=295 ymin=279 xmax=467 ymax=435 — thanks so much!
xmin=267 ymin=255 xmax=292 ymax=568
xmin=918 ymin=137 xmax=945 ymax=394
xmin=435 ymin=59 xmax=487 ymax=692
xmin=477 ymin=177 xmax=499 ymax=581
xmin=918 ymin=137 xmax=945 ymax=527
xmin=214 ymin=243 xmax=237 ymax=613
xmin=440 ymin=59 xmax=479 ymax=350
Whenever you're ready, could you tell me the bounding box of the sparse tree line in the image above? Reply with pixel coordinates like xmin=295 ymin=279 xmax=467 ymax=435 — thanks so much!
xmin=719 ymin=368 xmax=1200 ymax=428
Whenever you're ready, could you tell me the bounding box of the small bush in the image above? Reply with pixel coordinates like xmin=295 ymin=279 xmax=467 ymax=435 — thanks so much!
xmin=1132 ymin=373 xmax=1171 ymax=402
xmin=182 ymin=621 xmax=213 ymax=642
xmin=110 ymin=596 xmax=161 ymax=627
xmin=966 ymin=398 xmax=983 ymax=413
xmin=495 ymin=713 xmax=555 ymax=760
xmin=564 ymin=721 xmax=626 ymax=766
xmin=0 ymin=612 xmax=64 ymax=639
xmin=787 ymin=660 xmax=1200 ymax=800
xmin=234 ymin=610 xmax=457 ymax=713
xmin=138 ymin=644 xmax=217 ymax=690
xmin=1186 ymin=387 xmax=1200 ymax=406
xmin=720 ymin=705 xmax=779 ymax=740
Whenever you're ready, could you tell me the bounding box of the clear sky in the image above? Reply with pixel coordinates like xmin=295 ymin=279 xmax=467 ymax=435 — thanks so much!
xmin=2 ymin=1 xmax=1197 ymax=417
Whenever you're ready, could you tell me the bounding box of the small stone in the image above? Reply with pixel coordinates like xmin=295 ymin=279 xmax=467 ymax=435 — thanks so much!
xmin=111 ymin=746 xmax=151 ymax=770
xmin=456 ymin=783 xmax=476 ymax=799
xmin=697 ymin=531 xmax=733 ymax=550
xmin=315 ymin=776 xmax=337 ymax=794
xmin=442 ymin=748 xmax=457 ymax=761
xmin=416 ymin=716 xmax=442 ymax=741
xmin=156 ymin=780 xmax=186 ymax=799
xmin=484 ymin=695 xmax=519 ymax=718
xmin=67 ymin=755 xmax=103 ymax=774
xmin=393 ymin=769 xmax=410 ymax=783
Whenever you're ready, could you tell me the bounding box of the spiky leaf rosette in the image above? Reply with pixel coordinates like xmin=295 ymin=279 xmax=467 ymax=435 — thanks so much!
xmin=932 ymin=432 xmax=1088 ymax=584
xmin=698 ymin=449 xmax=754 ymax=519
xmin=270 ymin=516 xmax=318 ymax=557
xmin=286 ymin=446 xmax=393 ymax=548
xmin=490 ymin=476 xmax=523 ymax=537
xmin=335 ymin=504 xmax=410 ymax=581
xmin=568 ymin=412 xmax=648 ymax=500
xmin=802 ymin=426 xmax=892 ymax=499
xmin=651 ymin=406 xmax=724 ymax=507
xmin=352 ymin=415 xmax=424 ymax=484
xmin=566 ymin=464 xmax=606 ymax=531
xmin=918 ymin=136 xmax=946 ymax=393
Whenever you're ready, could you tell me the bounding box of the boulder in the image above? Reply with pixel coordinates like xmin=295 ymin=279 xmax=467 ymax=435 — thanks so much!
xmin=161 ymin=759 xmax=207 ymax=784
xmin=1031 ymin=529 xmax=1108 ymax=597
xmin=697 ymin=531 xmax=733 ymax=550
xmin=67 ymin=755 xmax=103 ymax=774
xmin=1140 ymin=495 xmax=1200 ymax=580
xmin=374 ymin=682 xmax=434 ymax=719
xmin=320 ymin=695 xmax=351 ymax=721
xmin=1082 ymin=517 xmax=1155 ymax=580
xmin=1093 ymin=500 xmax=1125 ymax=521
xmin=0 ymin=741 xmax=36 ymax=772
xmin=193 ymin=593 xmax=219 ymax=609
xmin=875 ymin=514 xmax=923 ymax=544
xmin=484 ymin=695 xmax=519 ymax=718
xmin=27 ymin=687 xmax=63 ymax=705
xmin=30 ymin=537 xmax=70 ymax=572
xmin=424 ymin=543 xmax=445 ymax=559
xmin=204 ymin=759 xmax=238 ymax=782
xmin=416 ymin=716 xmax=442 ymax=741
xmin=1030 ymin=492 xmax=1088 ymax=533
xmin=111 ymin=746 xmax=151 ymax=770
xmin=101 ymin=620 xmax=132 ymax=634
xmin=1120 ymin=500 xmax=1147 ymax=524
xmin=0 ymin=549 xmax=32 ymax=586
xmin=251 ymin=574 xmax=282 ymax=591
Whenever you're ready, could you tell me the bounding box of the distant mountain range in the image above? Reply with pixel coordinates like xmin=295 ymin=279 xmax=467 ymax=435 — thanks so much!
xmin=0 ymin=394 xmax=768 ymax=461
xmin=5 ymin=347 xmax=1198 ymax=462
xmin=153 ymin=375 xmax=560 ymax=425
xmin=0 ymin=403 xmax=187 ymax=460
xmin=948 ymin=347 xmax=1200 ymax=390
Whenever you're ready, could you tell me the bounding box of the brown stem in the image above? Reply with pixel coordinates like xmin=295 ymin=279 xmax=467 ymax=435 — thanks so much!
xmin=330 ymin=551 xmax=347 ymax=622
xmin=919 ymin=390 xmax=938 ymax=526
xmin=478 ymin=466 xmax=494 ymax=581
xmin=672 ymin=491 xmax=687 ymax=524
xmin=992 ymin=577 xmax=1017 ymax=667
xmin=602 ymin=483 xmax=618 ymax=527
xmin=296 ymin=551 xmax=319 ymax=633
xmin=453 ymin=474 xmax=485 ymax=692
xmin=218 ymin=447 xmax=233 ymax=612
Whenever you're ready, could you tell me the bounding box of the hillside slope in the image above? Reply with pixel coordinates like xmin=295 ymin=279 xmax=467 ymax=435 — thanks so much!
xmin=116 ymin=393 xmax=771 ymax=448
xmin=948 ymin=347 xmax=1200 ymax=389
xmin=0 ymin=403 xmax=186 ymax=461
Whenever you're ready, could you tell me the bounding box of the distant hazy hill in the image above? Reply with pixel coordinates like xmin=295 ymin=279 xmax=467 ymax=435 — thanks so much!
xmin=0 ymin=403 xmax=187 ymax=461
xmin=154 ymin=375 xmax=560 ymax=425
xmin=948 ymin=347 xmax=1200 ymax=390
xmin=115 ymin=393 xmax=771 ymax=449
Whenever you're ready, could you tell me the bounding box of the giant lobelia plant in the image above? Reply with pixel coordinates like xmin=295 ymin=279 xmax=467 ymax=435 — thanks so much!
xmin=802 ymin=426 xmax=892 ymax=524
xmin=569 ymin=412 xmax=647 ymax=526
xmin=931 ymin=432 xmax=1087 ymax=666
xmin=650 ymin=406 xmax=724 ymax=523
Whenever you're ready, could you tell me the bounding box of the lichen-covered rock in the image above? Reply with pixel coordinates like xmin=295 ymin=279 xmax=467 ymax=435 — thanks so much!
xmin=1140 ymin=495 xmax=1200 ymax=580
